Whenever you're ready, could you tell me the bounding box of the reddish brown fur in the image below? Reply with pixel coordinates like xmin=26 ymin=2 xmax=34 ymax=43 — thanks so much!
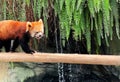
xmin=28 ymin=21 xmax=44 ymax=33
xmin=0 ymin=20 xmax=44 ymax=40
xmin=0 ymin=20 xmax=27 ymax=40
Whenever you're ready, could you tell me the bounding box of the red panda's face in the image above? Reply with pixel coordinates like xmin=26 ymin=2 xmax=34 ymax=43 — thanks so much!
xmin=26 ymin=19 xmax=44 ymax=39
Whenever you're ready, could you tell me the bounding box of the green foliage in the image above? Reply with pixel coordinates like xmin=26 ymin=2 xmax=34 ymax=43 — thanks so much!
xmin=0 ymin=0 xmax=26 ymax=20
xmin=25 ymin=0 xmax=30 ymax=7
xmin=53 ymin=0 xmax=120 ymax=53
xmin=110 ymin=0 xmax=120 ymax=39
xmin=0 ymin=0 xmax=120 ymax=53
xmin=3 ymin=0 xmax=7 ymax=19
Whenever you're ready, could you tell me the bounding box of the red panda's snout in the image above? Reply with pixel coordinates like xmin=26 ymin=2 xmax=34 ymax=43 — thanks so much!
xmin=34 ymin=32 xmax=44 ymax=39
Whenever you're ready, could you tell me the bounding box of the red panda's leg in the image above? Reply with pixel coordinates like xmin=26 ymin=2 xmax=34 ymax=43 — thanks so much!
xmin=19 ymin=33 xmax=35 ymax=54
xmin=4 ymin=40 xmax=11 ymax=52
xmin=11 ymin=38 xmax=19 ymax=52
xmin=0 ymin=40 xmax=3 ymax=52
xmin=19 ymin=39 xmax=34 ymax=54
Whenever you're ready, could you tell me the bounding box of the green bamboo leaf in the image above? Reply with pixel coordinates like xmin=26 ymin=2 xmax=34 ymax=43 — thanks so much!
xmin=25 ymin=0 xmax=30 ymax=6
xmin=37 ymin=0 xmax=42 ymax=19
xmin=94 ymin=15 xmax=98 ymax=30
xmin=73 ymin=12 xmax=81 ymax=40
xmin=3 ymin=0 xmax=6 ymax=19
xmin=97 ymin=15 xmax=102 ymax=46
xmin=74 ymin=24 xmax=81 ymax=40
xmin=93 ymin=14 xmax=101 ymax=46
xmin=60 ymin=0 xmax=65 ymax=10
xmin=65 ymin=0 xmax=71 ymax=15
xmin=98 ymin=12 xmax=104 ymax=39
xmin=79 ymin=0 xmax=86 ymax=14
xmin=43 ymin=16 xmax=48 ymax=37
xmin=105 ymin=34 xmax=109 ymax=47
xmin=54 ymin=0 xmax=60 ymax=15
xmin=93 ymin=0 xmax=102 ymax=12
xmin=110 ymin=13 xmax=114 ymax=40
xmin=86 ymin=28 xmax=91 ymax=53
xmin=88 ymin=0 xmax=95 ymax=17
xmin=102 ymin=0 xmax=111 ymax=36
xmin=90 ymin=16 xmax=93 ymax=31
xmin=85 ymin=9 xmax=91 ymax=53
xmin=109 ymin=13 xmax=113 ymax=40
xmin=33 ymin=0 xmax=37 ymax=20
xmin=74 ymin=10 xmax=80 ymax=25
xmin=59 ymin=5 xmax=70 ymax=40
xmin=80 ymin=13 xmax=85 ymax=34
xmin=96 ymin=30 xmax=101 ymax=46
xmin=77 ymin=0 xmax=82 ymax=10
xmin=72 ymin=0 xmax=76 ymax=12
xmin=65 ymin=21 xmax=70 ymax=40
xmin=65 ymin=0 xmax=72 ymax=23
xmin=19 ymin=0 xmax=26 ymax=21
xmin=110 ymin=0 xmax=120 ymax=39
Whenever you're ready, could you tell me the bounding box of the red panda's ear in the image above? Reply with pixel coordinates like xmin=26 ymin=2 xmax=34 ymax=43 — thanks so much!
xmin=26 ymin=22 xmax=32 ymax=32
xmin=39 ymin=19 xmax=43 ymax=22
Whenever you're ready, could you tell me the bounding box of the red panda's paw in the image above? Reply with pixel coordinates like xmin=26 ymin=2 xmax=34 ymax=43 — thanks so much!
xmin=10 ymin=50 xmax=18 ymax=53
xmin=33 ymin=50 xmax=38 ymax=53
xmin=31 ymin=50 xmax=39 ymax=54
xmin=28 ymin=50 xmax=35 ymax=54
xmin=24 ymin=49 xmax=35 ymax=54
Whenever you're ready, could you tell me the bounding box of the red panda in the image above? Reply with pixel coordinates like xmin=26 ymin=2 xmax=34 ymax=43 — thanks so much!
xmin=0 ymin=19 xmax=44 ymax=54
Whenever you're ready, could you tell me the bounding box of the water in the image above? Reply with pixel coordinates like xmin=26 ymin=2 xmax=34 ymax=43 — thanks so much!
xmin=55 ymin=25 xmax=65 ymax=82
xmin=58 ymin=63 xmax=65 ymax=82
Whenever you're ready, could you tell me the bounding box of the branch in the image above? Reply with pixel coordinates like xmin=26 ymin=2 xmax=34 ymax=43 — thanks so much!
xmin=0 ymin=53 xmax=119 ymax=65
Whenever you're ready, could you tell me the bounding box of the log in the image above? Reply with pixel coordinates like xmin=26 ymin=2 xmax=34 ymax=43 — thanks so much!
xmin=0 ymin=53 xmax=119 ymax=65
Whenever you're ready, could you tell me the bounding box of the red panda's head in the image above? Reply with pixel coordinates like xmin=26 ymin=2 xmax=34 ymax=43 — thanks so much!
xmin=26 ymin=19 xmax=44 ymax=39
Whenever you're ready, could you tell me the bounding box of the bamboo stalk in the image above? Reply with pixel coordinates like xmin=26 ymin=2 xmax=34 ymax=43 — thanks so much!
xmin=0 ymin=53 xmax=119 ymax=65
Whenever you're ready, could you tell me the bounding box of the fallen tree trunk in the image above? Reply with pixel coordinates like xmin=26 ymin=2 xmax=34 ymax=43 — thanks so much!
xmin=0 ymin=53 xmax=119 ymax=65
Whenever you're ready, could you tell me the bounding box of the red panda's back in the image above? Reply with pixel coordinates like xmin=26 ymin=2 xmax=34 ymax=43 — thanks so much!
xmin=0 ymin=20 xmax=26 ymax=40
